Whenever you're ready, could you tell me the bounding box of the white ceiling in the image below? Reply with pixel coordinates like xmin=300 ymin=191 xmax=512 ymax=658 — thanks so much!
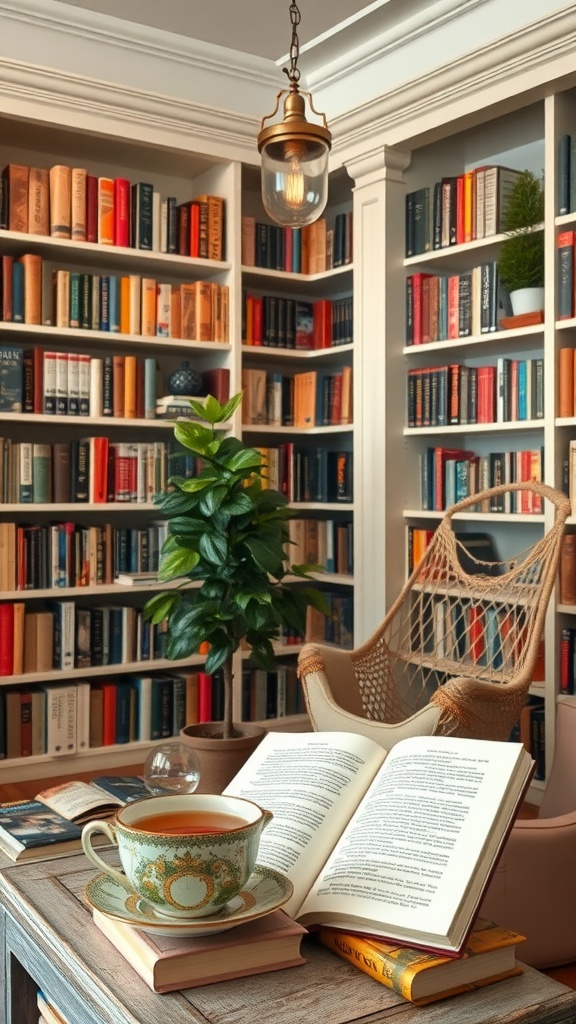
xmin=54 ymin=0 xmax=378 ymax=62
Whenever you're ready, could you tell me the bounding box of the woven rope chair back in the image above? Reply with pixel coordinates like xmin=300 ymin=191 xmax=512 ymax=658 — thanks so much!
xmin=347 ymin=482 xmax=570 ymax=740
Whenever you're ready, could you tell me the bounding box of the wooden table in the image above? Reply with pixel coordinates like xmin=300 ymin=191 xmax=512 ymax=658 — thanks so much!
xmin=1 ymin=851 xmax=576 ymax=1024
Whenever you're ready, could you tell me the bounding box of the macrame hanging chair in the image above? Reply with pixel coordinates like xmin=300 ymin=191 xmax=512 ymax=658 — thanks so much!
xmin=298 ymin=482 xmax=570 ymax=747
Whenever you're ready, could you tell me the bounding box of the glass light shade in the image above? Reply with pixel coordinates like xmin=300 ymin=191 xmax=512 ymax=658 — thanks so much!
xmin=258 ymin=88 xmax=331 ymax=228
xmin=260 ymin=136 xmax=330 ymax=227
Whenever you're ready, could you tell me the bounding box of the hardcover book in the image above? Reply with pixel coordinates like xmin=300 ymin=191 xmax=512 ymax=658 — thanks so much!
xmin=0 ymin=345 xmax=23 ymax=412
xmin=318 ymin=918 xmax=524 ymax=1005
xmin=93 ymin=908 xmax=306 ymax=992
xmin=0 ymin=775 xmax=149 ymax=861
xmin=224 ymin=730 xmax=533 ymax=955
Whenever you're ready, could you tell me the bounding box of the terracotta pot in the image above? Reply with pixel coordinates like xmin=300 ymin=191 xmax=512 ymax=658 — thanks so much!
xmin=179 ymin=722 xmax=266 ymax=794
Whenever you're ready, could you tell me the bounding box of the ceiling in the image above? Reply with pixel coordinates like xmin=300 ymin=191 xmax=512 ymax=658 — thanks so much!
xmin=54 ymin=0 xmax=378 ymax=62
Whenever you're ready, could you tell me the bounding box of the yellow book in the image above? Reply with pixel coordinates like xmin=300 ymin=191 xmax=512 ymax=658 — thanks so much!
xmin=318 ymin=919 xmax=524 ymax=1006
xmin=97 ymin=177 xmax=115 ymax=245
xmin=140 ymin=277 xmax=157 ymax=337
xmin=71 ymin=167 xmax=88 ymax=241
xmin=123 ymin=355 xmax=137 ymax=419
xmin=170 ymin=285 xmax=182 ymax=339
xmin=49 ymin=164 xmax=71 ymax=239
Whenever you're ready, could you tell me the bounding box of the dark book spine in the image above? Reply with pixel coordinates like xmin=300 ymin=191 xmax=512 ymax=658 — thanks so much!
xmin=166 ymin=196 xmax=178 ymax=254
xmin=558 ymin=133 xmax=571 ymax=215
xmin=102 ymin=355 xmax=114 ymax=415
xmin=558 ymin=233 xmax=575 ymax=319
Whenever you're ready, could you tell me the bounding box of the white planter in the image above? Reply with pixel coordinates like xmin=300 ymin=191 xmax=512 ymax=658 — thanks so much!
xmin=509 ymin=287 xmax=545 ymax=316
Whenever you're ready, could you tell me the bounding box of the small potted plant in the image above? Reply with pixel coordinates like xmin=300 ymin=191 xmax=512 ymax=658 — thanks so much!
xmin=144 ymin=391 xmax=327 ymax=791
xmin=497 ymin=169 xmax=545 ymax=316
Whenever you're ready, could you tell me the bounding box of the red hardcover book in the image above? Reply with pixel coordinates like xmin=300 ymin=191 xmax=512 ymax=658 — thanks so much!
xmin=85 ymin=174 xmax=98 ymax=243
xmin=0 ymin=602 xmax=15 ymax=675
xmin=476 ymin=365 xmax=496 ymax=423
xmin=560 ymin=628 xmax=574 ymax=693
xmin=447 ymin=275 xmax=460 ymax=339
xmin=202 ymin=367 xmax=230 ymax=405
xmin=469 ymin=605 xmax=485 ymax=663
xmin=114 ymin=178 xmax=131 ymax=247
xmin=252 ymin=296 xmax=264 ymax=345
xmin=89 ymin=437 xmax=110 ymax=503
xmin=99 ymin=682 xmax=118 ymax=745
xmin=284 ymin=226 xmax=293 ymax=272
xmin=189 ymin=201 xmax=201 ymax=259
xmin=177 ymin=201 xmax=191 ymax=257
xmin=313 ymin=299 xmax=333 ymax=349
xmin=198 ymin=672 xmax=213 ymax=722
xmin=2 ymin=255 xmax=13 ymax=321
xmin=410 ymin=272 xmax=432 ymax=345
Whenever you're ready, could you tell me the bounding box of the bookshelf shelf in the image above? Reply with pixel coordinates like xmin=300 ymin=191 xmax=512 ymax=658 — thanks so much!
xmin=404 ymin=421 xmax=544 ymax=436
xmin=403 ymin=323 xmax=545 ymax=356
xmin=404 ymin=508 xmax=546 ymax=523
xmin=0 ymin=227 xmax=232 ymax=277
xmin=0 ymin=321 xmax=232 ymax=352
xmin=2 ymin=655 xmax=201 ymax=687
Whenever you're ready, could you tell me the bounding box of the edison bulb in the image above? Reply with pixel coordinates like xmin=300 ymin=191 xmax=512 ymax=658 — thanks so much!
xmin=143 ymin=741 xmax=201 ymax=796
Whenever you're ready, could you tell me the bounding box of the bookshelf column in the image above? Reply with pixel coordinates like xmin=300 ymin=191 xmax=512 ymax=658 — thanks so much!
xmin=346 ymin=146 xmax=410 ymax=642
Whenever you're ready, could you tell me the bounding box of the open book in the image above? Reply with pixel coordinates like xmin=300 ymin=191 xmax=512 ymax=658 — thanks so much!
xmin=0 ymin=775 xmax=149 ymax=861
xmin=224 ymin=732 xmax=533 ymax=955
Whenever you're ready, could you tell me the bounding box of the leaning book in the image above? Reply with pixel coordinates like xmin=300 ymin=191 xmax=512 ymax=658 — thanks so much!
xmin=318 ymin=918 xmax=525 ymax=1005
xmin=224 ymin=731 xmax=533 ymax=955
xmin=0 ymin=775 xmax=149 ymax=861
xmin=92 ymin=908 xmax=307 ymax=992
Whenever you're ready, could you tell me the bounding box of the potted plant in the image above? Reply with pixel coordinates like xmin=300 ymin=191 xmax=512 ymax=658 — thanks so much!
xmin=497 ymin=169 xmax=545 ymax=316
xmin=144 ymin=391 xmax=327 ymax=791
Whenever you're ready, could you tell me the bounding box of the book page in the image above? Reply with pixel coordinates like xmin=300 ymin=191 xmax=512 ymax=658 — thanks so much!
xmin=37 ymin=781 xmax=123 ymax=822
xmin=224 ymin=731 xmax=386 ymax=917
xmin=296 ymin=735 xmax=531 ymax=948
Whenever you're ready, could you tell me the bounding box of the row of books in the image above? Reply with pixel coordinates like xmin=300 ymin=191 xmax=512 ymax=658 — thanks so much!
xmin=306 ymin=593 xmax=354 ymax=650
xmin=407 ymin=357 xmax=545 ymax=428
xmin=0 ymin=437 xmax=176 ymax=505
xmin=0 ymin=599 xmax=169 ymax=676
xmin=0 ymin=521 xmax=168 ymax=592
xmin=241 ymin=664 xmax=306 ymax=721
xmin=406 ymin=263 xmax=512 ymax=344
xmin=241 ymin=212 xmax=352 ymax=273
xmin=243 ymin=293 xmax=353 ymax=349
xmin=288 ymin=517 xmax=354 ymax=577
xmin=420 ymin=445 xmax=544 ymax=512
xmin=242 ymin=367 xmax=352 ymax=428
xmin=418 ymin=595 xmax=530 ymax=673
xmin=0 ymin=254 xmax=229 ymax=341
xmin=254 ymin=444 xmax=353 ymax=503
xmin=405 ymin=165 xmax=523 ymax=256
xmin=0 ymin=663 xmax=308 ymax=760
xmin=1 ymin=162 xmax=225 ymax=259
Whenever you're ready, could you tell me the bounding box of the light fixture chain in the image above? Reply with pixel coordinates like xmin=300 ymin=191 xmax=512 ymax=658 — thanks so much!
xmin=286 ymin=1 xmax=301 ymax=85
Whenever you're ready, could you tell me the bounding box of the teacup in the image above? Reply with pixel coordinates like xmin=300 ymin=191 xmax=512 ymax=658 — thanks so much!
xmin=81 ymin=793 xmax=273 ymax=919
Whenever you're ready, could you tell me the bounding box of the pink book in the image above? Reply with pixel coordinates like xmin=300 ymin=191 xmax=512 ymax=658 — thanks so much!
xmin=92 ymin=908 xmax=307 ymax=992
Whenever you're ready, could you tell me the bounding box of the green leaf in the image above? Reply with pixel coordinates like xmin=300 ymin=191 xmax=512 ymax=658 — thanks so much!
xmin=158 ymin=548 xmax=200 ymax=579
xmin=198 ymin=531 xmax=228 ymax=565
xmin=173 ymin=420 xmax=215 ymax=453
xmin=227 ymin=447 xmax=265 ymax=473
xmin=143 ymin=591 xmax=179 ymax=624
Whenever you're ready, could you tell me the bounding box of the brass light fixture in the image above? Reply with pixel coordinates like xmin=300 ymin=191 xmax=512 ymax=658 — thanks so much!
xmin=257 ymin=1 xmax=332 ymax=228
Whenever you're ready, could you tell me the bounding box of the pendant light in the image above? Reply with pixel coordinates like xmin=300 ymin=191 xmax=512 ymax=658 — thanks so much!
xmin=257 ymin=2 xmax=332 ymax=228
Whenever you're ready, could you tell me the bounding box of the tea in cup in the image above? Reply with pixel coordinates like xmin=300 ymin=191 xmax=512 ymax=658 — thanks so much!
xmin=81 ymin=793 xmax=272 ymax=919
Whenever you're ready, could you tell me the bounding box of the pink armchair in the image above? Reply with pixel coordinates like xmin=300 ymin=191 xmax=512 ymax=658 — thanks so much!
xmin=480 ymin=699 xmax=576 ymax=968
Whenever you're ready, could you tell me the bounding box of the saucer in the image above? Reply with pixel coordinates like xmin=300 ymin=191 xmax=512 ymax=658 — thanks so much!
xmin=84 ymin=864 xmax=293 ymax=937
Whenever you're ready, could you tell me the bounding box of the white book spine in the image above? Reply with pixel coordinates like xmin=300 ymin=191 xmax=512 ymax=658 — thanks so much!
xmin=89 ymin=357 xmax=103 ymax=418
xmin=78 ymin=353 xmax=91 ymax=416
xmin=44 ymin=685 xmax=77 ymax=755
xmin=43 ymin=351 xmax=57 ymax=414
xmin=55 ymin=351 xmax=68 ymax=415
xmin=67 ymin=351 xmax=80 ymax=415
xmin=129 ymin=274 xmax=142 ymax=334
xmin=156 ymin=283 xmax=171 ymax=337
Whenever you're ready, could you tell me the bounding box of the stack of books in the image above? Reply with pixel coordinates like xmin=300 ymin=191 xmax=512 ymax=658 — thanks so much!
xmin=155 ymin=394 xmax=203 ymax=419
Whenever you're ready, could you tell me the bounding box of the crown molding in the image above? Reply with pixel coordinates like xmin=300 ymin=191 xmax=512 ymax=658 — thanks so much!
xmin=332 ymin=6 xmax=576 ymax=157
xmin=0 ymin=57 xmax=261 ymax=162
xmin=306 ymin=0 xmax=491 ymax=91
xmin=0 ymin=0 xmax=279 ymax=105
